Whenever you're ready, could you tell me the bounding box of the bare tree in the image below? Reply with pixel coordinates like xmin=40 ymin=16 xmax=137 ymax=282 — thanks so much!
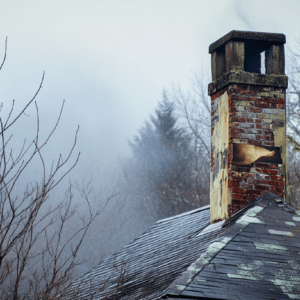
xmin=0 ymin=38 xmax=109 ymax=299
xmin=170 ymin=69 xmax=211 ymax=206
xmin=286 ymin=39 xmax=300 ymax=208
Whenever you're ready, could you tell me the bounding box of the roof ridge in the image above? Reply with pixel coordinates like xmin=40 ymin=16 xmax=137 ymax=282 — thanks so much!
xmin=164 ymin=201 xmax=267 ymax=297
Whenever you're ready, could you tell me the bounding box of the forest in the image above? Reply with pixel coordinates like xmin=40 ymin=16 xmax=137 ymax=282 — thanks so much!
xmin=0 ymin=38 xmax=300 ymax=299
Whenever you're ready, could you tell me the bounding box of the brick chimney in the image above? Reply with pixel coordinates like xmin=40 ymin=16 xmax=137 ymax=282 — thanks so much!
xmin=209 ymin=30 xmax=288 ymax=223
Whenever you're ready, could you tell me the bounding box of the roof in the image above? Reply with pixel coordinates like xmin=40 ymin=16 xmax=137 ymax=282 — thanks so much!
xmin=64 ymin=193 xmax=300 ymax=299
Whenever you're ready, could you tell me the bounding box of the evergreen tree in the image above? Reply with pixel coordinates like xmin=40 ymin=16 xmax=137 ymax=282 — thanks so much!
xmin=127 ymin=92 xmax=200 ymax=220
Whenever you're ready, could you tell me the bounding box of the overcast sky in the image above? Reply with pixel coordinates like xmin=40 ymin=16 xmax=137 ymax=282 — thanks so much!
xmin=0 ymin=0 xmax=299 ymax=168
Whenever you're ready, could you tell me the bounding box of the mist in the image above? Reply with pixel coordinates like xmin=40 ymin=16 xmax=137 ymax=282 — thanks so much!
xmin=1 ymin=0 xmax=300 ymax=287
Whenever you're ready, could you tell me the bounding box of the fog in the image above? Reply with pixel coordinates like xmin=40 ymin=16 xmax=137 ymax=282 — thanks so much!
xmin=1 ymin=0 xmax=300 ymax=282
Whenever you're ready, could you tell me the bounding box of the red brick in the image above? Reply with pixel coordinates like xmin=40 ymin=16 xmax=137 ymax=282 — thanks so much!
xmin=248 ymin=96 xmax=261 ymax=101
xmin=230 ymin=111 xmax=238 ymax=116
xmin=230 ymin=116 xmax=246 ymax=122
xmin=248 ymin=107 xmax=262 ymax=113
xmin=230 ymin=122 xmax=240 ymax=128
xmin=230 ymin=176 xmax=243 ymax=182
xmin=255 ymin=184 xmax=270 ymax=190
xmin=230 ymin=128 xmax=245 ymax=133
xmin=248 ymin=140 xmax=262 ymax=146
xmin=247 ymin=190 xmax=262 ymax=196
xmin=263 ymin=130 xmax=273 ymax=135
xmin=271 ymin=186 xmax=284 ymax=193
xmin=230 ymin=95 xmax=247 ymax=101
xmin=263 ymin=169 xmax=279 ymax=175
xmin=240 ymin=182 xmax=255 ymax=189
xmin=232 ymin=188 xmax=248 ymax=194
xmin=271 ymin=103 xmax=277 ymax=108
xmin=263 ymin=141 xmax=275 ymax=147
xmin=253 ymin=162 xmax=277 ymax=169
xmin=254 ymin=162 xmax=271 ymax=168
xmin=211 ymin=88 xmax=226 ymax=101
xmin=248 ymin=129 xmax=262 ymax=134
xmin=232 ymin=193 xmax=248 ymax=200
xmin=256 ymin=102 xmax=270 ymax=108
xmin=267 ymin=180 xmax=279 ymax=186
xmin=228 ymin=181 xmax=240 ymax=188
xmin=254 ymin=179 xmax=277 ymax=186
xmin=263 ymin=97 xmax=272 ymax=103
xmin=256 ymin=135 xmax=274 ymax=141
xmin=270 ymin=175 xmax=284 ymax=181
xmin=277 ymin=103 xmax=285 ymax=109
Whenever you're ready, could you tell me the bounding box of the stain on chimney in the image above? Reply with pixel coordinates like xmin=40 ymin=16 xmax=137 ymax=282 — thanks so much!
xmin=232 ymin=144 xmax=282 ymax=165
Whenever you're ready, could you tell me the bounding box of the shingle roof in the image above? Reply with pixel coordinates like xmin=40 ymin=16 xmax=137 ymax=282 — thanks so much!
xmin=63 ymin=205 xmax=224 ymax=299
xmin=64 ymin=193 xmax=300 ymax=300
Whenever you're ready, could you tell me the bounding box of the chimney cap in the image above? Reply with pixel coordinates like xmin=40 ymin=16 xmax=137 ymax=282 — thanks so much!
xmin=209 ymin=30 xmax=286 ymax=54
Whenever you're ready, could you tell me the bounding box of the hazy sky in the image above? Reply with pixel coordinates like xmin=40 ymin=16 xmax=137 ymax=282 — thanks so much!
xmin=0 ymin=0 xmax=299 ymax=166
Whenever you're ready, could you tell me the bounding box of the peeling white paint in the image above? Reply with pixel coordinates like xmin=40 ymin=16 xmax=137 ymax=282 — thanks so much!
xmin=210 ymin=91 xmax=230 ymax=222
xmin=292 ymin=216 xmax=300 ymax=222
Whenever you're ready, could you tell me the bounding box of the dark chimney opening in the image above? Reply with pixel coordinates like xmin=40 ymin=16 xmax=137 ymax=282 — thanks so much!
xmin=244 ymin=41 xmax=263 ymax=74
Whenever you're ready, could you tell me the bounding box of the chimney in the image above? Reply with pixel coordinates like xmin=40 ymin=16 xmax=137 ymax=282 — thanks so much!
xmin=209 ymin=30 xmax=288 ymax=223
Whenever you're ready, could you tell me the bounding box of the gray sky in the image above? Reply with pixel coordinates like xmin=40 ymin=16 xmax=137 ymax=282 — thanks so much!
xmin=0 ymin=0 xmax=300 ymax=165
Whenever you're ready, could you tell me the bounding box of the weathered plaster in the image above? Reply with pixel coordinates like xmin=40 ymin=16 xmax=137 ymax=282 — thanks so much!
xmin=210 ymin=91 xmax=230 ymax=222
xmin=272 ymin=113 xmax=287 ymax=187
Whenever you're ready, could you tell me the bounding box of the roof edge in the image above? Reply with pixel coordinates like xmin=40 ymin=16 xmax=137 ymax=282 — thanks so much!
xmin=156 ymin=205 xmax=210 ymax=224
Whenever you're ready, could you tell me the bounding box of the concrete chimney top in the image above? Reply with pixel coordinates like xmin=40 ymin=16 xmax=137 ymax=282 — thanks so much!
xmin=208 ymin=30 xmax=287 ymax=96
xmin=209 ymin=30 xmax=286 ymax=54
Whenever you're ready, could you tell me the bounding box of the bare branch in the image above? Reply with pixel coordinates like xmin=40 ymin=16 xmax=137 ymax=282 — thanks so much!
xmin=0 ymin=37 xmax=7 ymax=71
